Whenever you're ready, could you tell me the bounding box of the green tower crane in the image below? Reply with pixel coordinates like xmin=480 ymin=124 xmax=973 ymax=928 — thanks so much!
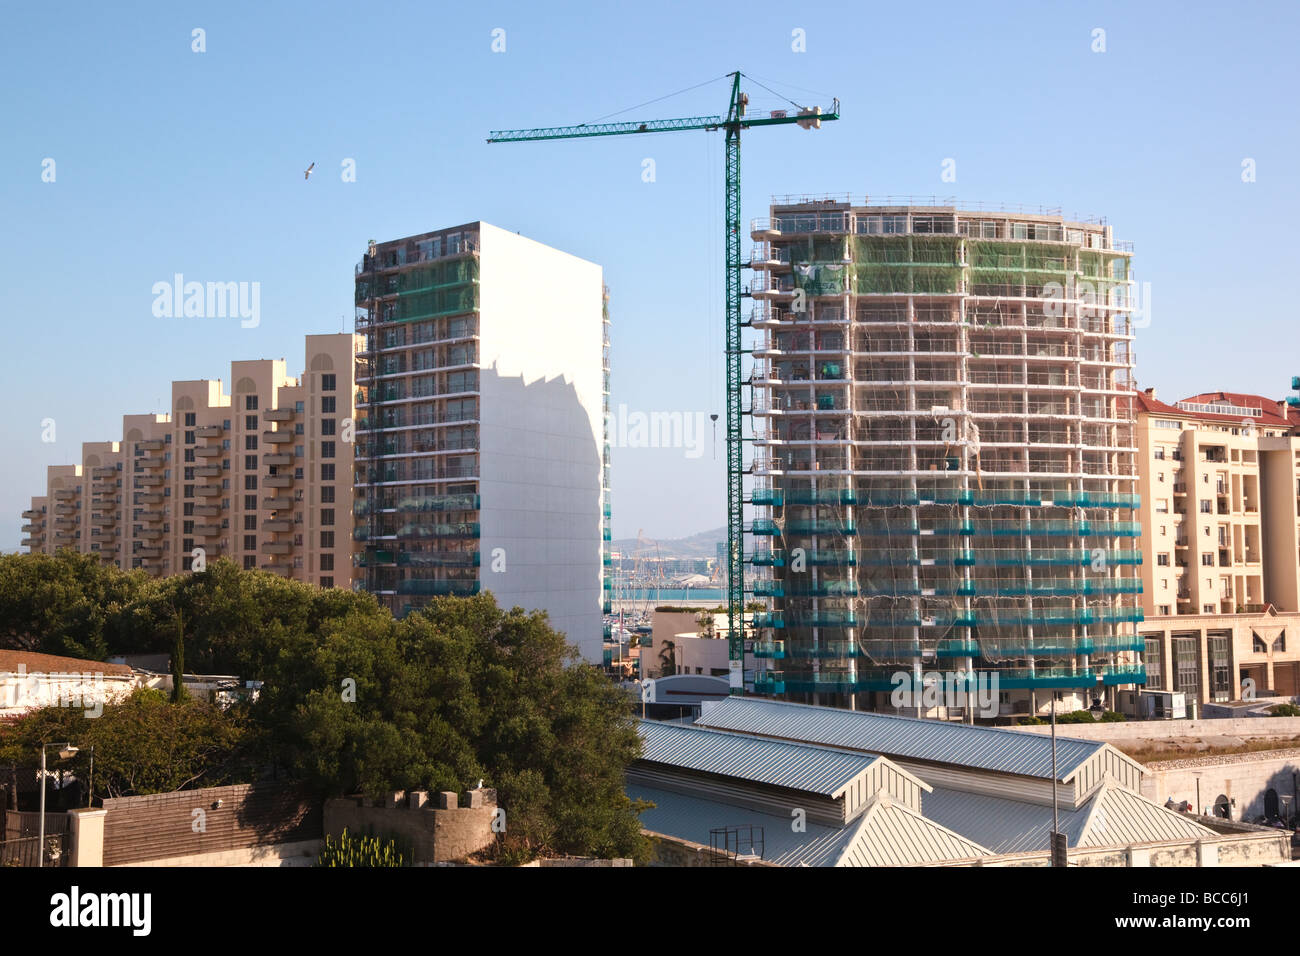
xmin=488 ymin=71 xmax=840 ymax=691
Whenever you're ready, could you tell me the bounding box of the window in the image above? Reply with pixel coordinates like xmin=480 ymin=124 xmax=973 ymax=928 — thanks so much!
xmin=1154 ymin=448 xmax=1165 ymax=460
xmin=1172 ymin=636 xmax=1200 ymax=699
xmin=295 ymin=423 xmax=304 ymax=435
xmin=184 ymin=467 xmax=195 ymax=480
xmin=1199 ymin=501 xmax=1212 ymax=513
xmin=321 ymin=442 xmax=335 ymax=459
xmin=321 ymin=464 xmax=336 ymax=481
xmin=245 ymin=415 xmax=258 ymax=430
xmin=243 ymin=534 xmax=257 ymax=551
xmin=320 ymin=554 xmax=334 ymax=571
xmin=244 ymin=495 xmax=257 ymax=510
xmin=244 ymin=476 xmax=258 ymax=490
xmin=320 ymin=577 xmax=334 ymax=588
xmin=1158 ymin=605 xmax=1171 ymax=615
xmin=1157 ymin=554 xmax=1170 ymax=566
xmin=295 ymin=401 xmax=304 ymax=413
xmin=1158 ymin=473 xmax=1165 ymax=483
xmin=1204 ymin=604 xmax=1216 ymax=614
xmin=1160 ymin=526 xmax=1167 ymax=536
xmin=184 ymin=449 xmax=195 ymax=463
xmin=320 ymin=531 xmax=335 ymax=548
xmin=244 ymin=515 xmax=257 ymax=531
xmin=245 ymin=436 xmax=258 ymax=450
xmin=322 ymin=397 xmax=337 ymax=414
xmin=295 ymin=445 xmax=305 ymax=459
xmin=245 ymin=455 xmax=258 ymax=470
xmin=321 ymin=418 xmax=336 ymax=436
xmin=321 ymin=509 xmax=335 ymax=526
xmin=243 ymin=555 xmax=256 ymax=570
xmin=183 ymin=502 xmax=194 ymax=516
xmin=246 ymin=396 xmax=258 ymax=411
xmin=183 ymin=484 xmax=194 ymax=498
xmin=184 ymin=430 xmax=195 ymax=445
xmin=1143 ymin=637 xmax=1164 ymax=690
xmin=184 ymin=413 xmax=196 ymax=427
xmin=322 ymin=374 xmax=336 ymax=392
xmin=1202 ymin=554 xmax=1214 ymax=566
xmin=321 ymin=486 xmax=335 ymax=503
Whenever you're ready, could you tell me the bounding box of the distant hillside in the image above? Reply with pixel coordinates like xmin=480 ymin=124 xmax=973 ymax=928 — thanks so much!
xmin=611 ymin=526 xmax=726 ymax=559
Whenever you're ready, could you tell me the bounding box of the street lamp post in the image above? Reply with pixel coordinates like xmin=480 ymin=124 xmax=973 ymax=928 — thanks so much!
xmin=38 ymin=743 xmax=78 ymax=868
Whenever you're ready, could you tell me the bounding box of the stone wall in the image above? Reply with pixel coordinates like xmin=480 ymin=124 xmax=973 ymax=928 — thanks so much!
xmin=323 ymin=789 xmax=498 ymax=865
xmin=1012 ymin=715 xmax=1300 ymax=742
xmin=1142 ymin=749 xmax=1300 ymax=820
xmin=643 ymin=830 xmax=776 ymax=867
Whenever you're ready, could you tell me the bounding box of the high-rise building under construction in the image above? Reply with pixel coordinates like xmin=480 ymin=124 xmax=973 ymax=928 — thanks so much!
xmin=748 ymin=198 xmax=1144 ymax=716
xmin=353 ymin=223 xmax=607 ymax=660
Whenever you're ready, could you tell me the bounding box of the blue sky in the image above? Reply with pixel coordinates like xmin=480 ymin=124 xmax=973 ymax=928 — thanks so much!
xmin=2 ymin=0 xmax=1297 ymax=549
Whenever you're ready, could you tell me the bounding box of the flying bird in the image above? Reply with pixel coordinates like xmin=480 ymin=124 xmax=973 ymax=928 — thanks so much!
xmin=304 ymin=162 xmax=316 ymax=180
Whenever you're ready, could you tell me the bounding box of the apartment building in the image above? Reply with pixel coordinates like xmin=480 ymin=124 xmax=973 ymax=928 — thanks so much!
xmin=1135 ymin=388 xmax=1300 ymax=707
xmin=353 ymin=222 xmax=606 ymax=660
xmin=20 ymin=495 xmax=48 ymax=553
xmin=22 ymin=334 xmax=361 ymax=587
xmin=748 ymin=198 xmax=1143 ymax=716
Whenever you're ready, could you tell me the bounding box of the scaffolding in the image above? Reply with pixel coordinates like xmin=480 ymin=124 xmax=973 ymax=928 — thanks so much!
xmin=749 ymin=204 xmax=1143 ymax=713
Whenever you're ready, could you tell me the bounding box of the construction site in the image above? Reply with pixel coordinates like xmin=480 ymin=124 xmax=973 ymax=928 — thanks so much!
xmin=748 ymin=197 xmax=1144 ymax=717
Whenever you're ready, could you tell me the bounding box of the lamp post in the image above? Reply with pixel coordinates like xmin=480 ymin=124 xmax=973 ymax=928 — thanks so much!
xmin=38 ymin=743 xmax=78 ymax=868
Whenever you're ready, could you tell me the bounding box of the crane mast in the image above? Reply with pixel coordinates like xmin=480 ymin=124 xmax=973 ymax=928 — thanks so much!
xmin=488 ymin=71 xmax=840 ymax=693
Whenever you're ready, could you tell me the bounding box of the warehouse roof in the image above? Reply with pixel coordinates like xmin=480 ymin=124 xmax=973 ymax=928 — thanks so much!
xmin=630 ymin=784 xmax=988 ymax=867
xmin=694 ymin=697 xmax=1144 ymax=783
xmin=636 ymin=718 xmax=911 ymax=798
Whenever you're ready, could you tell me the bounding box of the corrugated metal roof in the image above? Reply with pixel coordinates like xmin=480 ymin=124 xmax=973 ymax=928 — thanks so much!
xmin=836 ymin=797 xmax=989 ymax=867
xmin=630 ymin=783 xmax=855 ymax=866
xmin=1076 ymin=783 xmax=1216 ymax=847
xmin=636 ymin=719 xmax=881 ymax=797
xmin=696 ymin=697 xmax=1118 ymax=781
xmin=921 ymin=780 xmax=1215 ymax=854
xmin=630 ymin=785 xmax=989 ymax=867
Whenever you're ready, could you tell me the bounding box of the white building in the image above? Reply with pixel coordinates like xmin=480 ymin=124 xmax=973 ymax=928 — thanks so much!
xmin=0 ymin=650 xmax=138 ymax=720
xmin=354 ymin=223 xmax=607 ymax=660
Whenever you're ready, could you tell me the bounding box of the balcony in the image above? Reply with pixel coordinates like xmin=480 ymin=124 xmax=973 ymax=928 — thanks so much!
xmin=193 ymin=522 xmax=223 ymax=536
xmin=261 ymin=563 xmax=290 ymax=576
xmin=136 ymin=548 xmax=163 ymax=560
xmin=193 ymin=446 xmax=221 ymax=459
xmin=138 ymin=492 xmax=164 ymax=505
xmin=91 ymin=466 xmax=117 ymax=479
xmin=193 ymin=504 xmax=221 ymax=518
xmin=194 ymin=484 xmax=222 ymax=497
xmin=262 ymin=519 xmax=293 ymax=533
xmin=263 ymin=495 xmax=293 ymax=510
xmin=90 ymin=515 xmax=115 ymax=527
xmin=136 ymin=509 xmax=164 ymax=523
xmin=194 ymin=465 xmax=222 ymax=478
xmin=260 ymin=541 xmax=292 ymax=555
xmin=137 ymin=527 xmax=164 ymax=540
xmin=21 ymin=509 xmax=42 ymax=519
xmin=264 ymin=475 xmax=294 ymax=488
xmin=54 ymin=489 xmax=77 ymax=500
xmin=263 ymin=430 xmax=294 ymax=445
xmin=139 ymin=439 xmax=164 ymax=452
xmin=136 ymin=474 xmax=164 ymax=487
xmin=196 ymin=424 xmax=224 ymax=438
xmin=264 ymin=408 xmax=295 ymax=422
xmin=264 ymin=453 xmax=294 ymax=467
xmin=138 ymin=455 xmax=165 ymax=469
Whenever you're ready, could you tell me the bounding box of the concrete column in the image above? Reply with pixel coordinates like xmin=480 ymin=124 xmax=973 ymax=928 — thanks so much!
xmin=68 ymin=808 xmax=107 ymax=867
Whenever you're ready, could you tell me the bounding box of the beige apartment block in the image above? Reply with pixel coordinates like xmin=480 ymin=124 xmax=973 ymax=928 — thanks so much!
xmin=1135 ymin=388 xmax=1300 ymax=707
xmin=81 ymin=441 xmax=124 ymax=566
xmin=23 ymin=334 xmax=361 ymax=589
xmin=21 ymin=495 xmax=48 ymax=553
